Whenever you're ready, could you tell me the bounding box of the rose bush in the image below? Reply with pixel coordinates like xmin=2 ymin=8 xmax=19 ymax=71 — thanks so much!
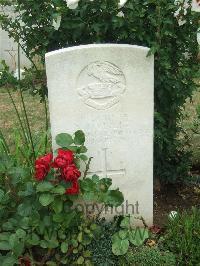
xmin=0 ymin=130 xmax=124 ymax=265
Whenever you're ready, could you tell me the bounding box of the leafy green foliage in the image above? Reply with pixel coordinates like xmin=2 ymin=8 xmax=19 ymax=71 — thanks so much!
xmin=163 ymin=207 xmax=200 ymax=265
xmin=0 ymin=130 xmax=125 ymax=265
xmin=112 ymin=216 xmax=149 ymax=255
xmin=80 ymin=174 xmax=124 ymax=207
xmin=0 ymin=0 xmax=199 ymax=182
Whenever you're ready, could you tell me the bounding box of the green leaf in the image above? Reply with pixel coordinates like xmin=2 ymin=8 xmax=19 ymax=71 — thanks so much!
xmin=77 ymin=256 xmax=84 ymax=265
xmin=77 ymin=232 xmax=83 ymax=243
xmin=56 ymin=133 xmax=73 ymax=147
xmin=120 ymin=216 xmax=130 ymax=229
xmin=2 ymin=256 xmax=17 ymax=266
xmin=53 ymin=213 xmax=64 ymax=223
xmin=74 ymin=130 xmax=85 ymax=145
xmin=83 ymin=250 xmax=91 ymax=258
xmin=99 ymin=178 xmax=112 ymax=192
xmin=83 ymin=191 xmax=97 ymax=201
xmin=0 ymin=241 xmax=11 ymax=250
xmin=112 ymin=233 xmax=129 ymax=256
xmin=91 ymin=175 xmax=99 ymax=183
xmin=0 ymin=233 xmax=11 ymax=241
xmin=17 ymin=202 xmax=32 ymax=217
xmin=71 ymin=239 xmax=78 ymax=248
xmin=36 ymin=181 xmax=54 ymax=192
xmin=51 ymin=198 xmax=63 ymax=213
xmin=68 ymin=146 xmax=78 ymax=152
xmin=105 ymin=189 xmax=124 ymax=207
xmin=78 ymin=146 xmax=87 ymax=153
xmin=0 ymin=189 xmax=4 ymax=201
xmin=16 ymin=229 xmax=26 ymax=239
xmin=40 ymin=240 xmax=48 ymax=249
xmin=61 ymin=242 xmax=69 ymax=253
xmin=118 ymin=230 xmax=128 ymax=239
xmin=52 ymin=185 xmax=66 ymax=195
xmin=27 ymin=233 xmax=40 ymax=246
xmin=18 ymin=182 xmax=35 ymax=197
xmin=80 ymin=178 xmax=96 ymax=192
xmin=39 ymin=194 xmax=54 ymax=206
xmin=9 ymin=234 xmax=24 ymax=256
xmin=128 ymin=228 xmax=149 ymax=246
xmin=79 ymin=154 xmax=88 ymax=161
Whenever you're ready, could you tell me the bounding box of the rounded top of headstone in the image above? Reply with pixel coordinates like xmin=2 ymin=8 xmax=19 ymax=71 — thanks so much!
xmin=45 ymin=44 xmax=150 ymax=59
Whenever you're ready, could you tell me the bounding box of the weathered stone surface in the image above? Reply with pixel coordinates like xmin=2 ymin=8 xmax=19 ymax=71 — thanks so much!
xmin=46 ymin=44 xmax=154 ymax=225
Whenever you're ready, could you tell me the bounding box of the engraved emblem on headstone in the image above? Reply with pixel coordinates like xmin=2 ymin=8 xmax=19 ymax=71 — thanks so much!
xmin=77 ymin=61 xmax=126 ymax=110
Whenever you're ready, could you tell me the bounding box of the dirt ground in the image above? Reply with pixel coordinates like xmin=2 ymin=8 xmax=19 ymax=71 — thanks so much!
xmin=154 ymin=181 xmax=200 ymax=226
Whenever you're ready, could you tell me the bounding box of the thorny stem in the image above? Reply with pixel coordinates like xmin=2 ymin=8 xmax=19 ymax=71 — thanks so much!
xmin=17 ymin=44 xmax=36 ymax=160
xmin=83 ymin=157 xmax=93 ymax=179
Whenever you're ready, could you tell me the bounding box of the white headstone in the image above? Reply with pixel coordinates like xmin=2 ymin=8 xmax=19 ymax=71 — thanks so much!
xmin=45 ymin=44 xmax=154 ymax=226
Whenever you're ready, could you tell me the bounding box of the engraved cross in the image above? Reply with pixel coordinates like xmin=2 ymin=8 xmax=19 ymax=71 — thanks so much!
xmin=88 ymin=148 xmax=126 ymax=178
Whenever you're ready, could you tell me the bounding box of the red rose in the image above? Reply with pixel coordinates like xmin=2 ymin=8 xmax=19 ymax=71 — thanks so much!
xmin=53 ymin=149 xmax=74 ymax=168
xmin=35 ymin=153 xmax=52 ymax=168
xmin=62 ymin=164 xmax=81 ymax=181
xmin=66 ymin=180 xmax=79 ymax=195
xmin=35 ymin=153 xmax=53 ymax=181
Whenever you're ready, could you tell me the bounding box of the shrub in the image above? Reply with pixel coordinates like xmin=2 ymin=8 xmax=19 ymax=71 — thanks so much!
xmin=0 ymin=0 xmax=199 ymax=183
xmin=0 ymin=130 xmax=124 ymax=265
xmin=163 ymin=207 xmax=200 ymax=265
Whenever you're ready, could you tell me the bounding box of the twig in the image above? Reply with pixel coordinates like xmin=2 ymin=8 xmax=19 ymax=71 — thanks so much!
xmin=83 ymin=157 xmax=93 ymax=179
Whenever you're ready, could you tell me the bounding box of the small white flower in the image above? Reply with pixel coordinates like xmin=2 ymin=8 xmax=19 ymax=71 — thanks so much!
xmin=52 ymin=15 xmax=62 ymax=31
xmin=0 ymin=71 xmax=3 ymax=79
xmin=174 ymin=0 xmax=190 ymax=26
xmin=118 ymin=0 xmax=128 ymax=8
xmin=13 ymin=68 xmax=25 ymax=80
xmin=65 ymin=0 xmax=80 ymax=10
xmin=117 ymin=11 xmax=124 ymax=17
xmin=169 ymin=211 xmax=178 ymax=220
xmin=178 ymin=19 xmax=187 ymax=26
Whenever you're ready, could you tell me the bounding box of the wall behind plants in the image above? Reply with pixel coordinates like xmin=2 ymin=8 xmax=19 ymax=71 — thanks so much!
xmin=0 ymin=0 xmax=199 ymax=183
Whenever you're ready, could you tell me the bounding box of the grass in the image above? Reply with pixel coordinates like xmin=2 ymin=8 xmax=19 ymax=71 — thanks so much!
xmin=0 ymin=88 xmax=48 ymax=148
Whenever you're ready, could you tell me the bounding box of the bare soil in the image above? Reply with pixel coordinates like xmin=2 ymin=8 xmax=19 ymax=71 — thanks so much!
xmin=154 ymin=181 xmax=200 ymax=226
